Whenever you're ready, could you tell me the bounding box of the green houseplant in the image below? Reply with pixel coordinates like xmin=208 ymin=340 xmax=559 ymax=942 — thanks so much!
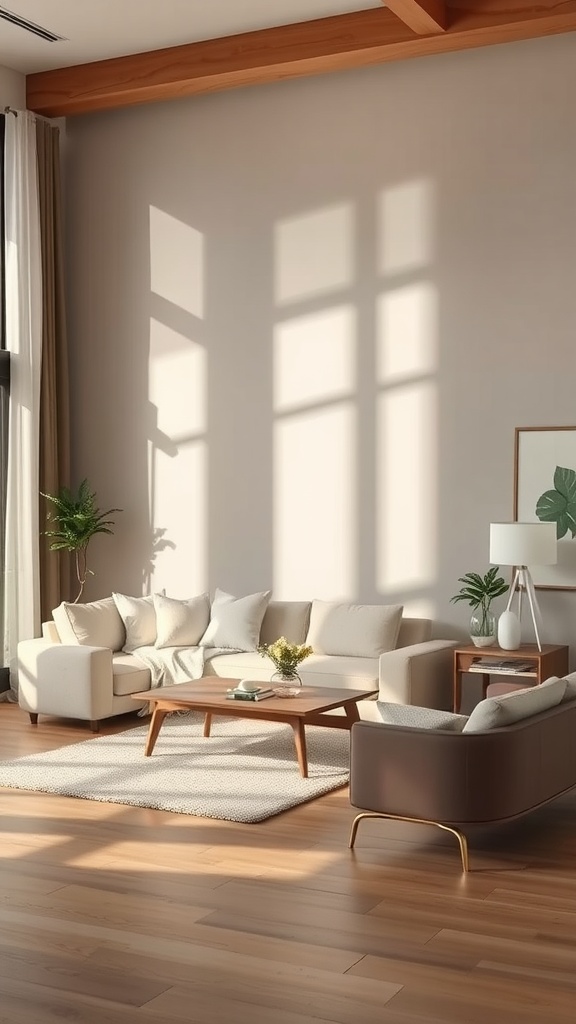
xmin=41 ymin=479 xmax=121 ymax=603
xmin=450 ymin=567 xmax=508 ymax=647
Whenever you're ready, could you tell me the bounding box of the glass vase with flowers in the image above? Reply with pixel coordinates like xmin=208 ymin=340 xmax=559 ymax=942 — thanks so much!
xmin=257 ymin=636 xmax=314 ymax=697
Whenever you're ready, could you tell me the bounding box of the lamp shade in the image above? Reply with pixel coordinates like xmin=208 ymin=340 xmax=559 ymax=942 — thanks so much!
xmin=489 ymin=522 xmax=557 ymax=567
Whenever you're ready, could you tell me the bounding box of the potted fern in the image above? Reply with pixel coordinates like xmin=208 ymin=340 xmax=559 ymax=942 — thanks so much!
xmin=450 ymin=567 xmax=508 ymax=647
xmin=41 ymin=479 xmax=121 ymax=602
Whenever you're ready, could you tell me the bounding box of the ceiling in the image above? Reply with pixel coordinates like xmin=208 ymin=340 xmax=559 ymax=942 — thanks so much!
xmin=0 ymin=0 xmax=383 ymax=74
xmin=8 ymin=0 xmax=576 ymax=118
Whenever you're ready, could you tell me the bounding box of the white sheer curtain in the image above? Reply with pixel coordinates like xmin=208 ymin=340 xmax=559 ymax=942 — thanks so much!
xmin=1 ymin=111 xmax=42 ymax=698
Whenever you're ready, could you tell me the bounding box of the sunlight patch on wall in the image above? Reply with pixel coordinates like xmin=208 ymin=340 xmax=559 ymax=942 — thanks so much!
xmin=274 ymin=405 xmax=356 ymax=599
xmin=377 ymin=180 xmax=433 ymax=276
xmin=274 ymin=203 xmax=353 ymax=305
xmin=274 ymin=305 xmax=356 ymax=413
xmin=150 ymin=443 xmax=207 ymax=596
xmin=149 ymin=318 xmax=206 ymax=439
xmin=377 ymin=381 xmax=437 ymax=593
xmin=401 ymin=598 xmax=437 ymax=620
xmin=377 ymin=282 xmax=438 ymax=384
xmin=149 ymin=206 xmax=204 ymax=319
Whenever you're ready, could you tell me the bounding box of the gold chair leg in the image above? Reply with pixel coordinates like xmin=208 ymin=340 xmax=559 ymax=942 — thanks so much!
xmin=349 ymin=811 xmax=470 ymax=872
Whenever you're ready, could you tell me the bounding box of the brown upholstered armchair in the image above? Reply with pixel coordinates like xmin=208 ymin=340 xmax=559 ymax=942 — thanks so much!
xmin=348 ymin=693 xmax=576 ymax=871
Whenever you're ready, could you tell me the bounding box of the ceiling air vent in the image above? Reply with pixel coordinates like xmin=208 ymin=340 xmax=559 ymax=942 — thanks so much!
xmin=0 ymin=4 xmax=66 ymax=42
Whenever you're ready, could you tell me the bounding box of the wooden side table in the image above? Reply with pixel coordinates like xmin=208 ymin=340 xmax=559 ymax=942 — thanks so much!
xmin=452 ymin=644 xmax=570 ymax=713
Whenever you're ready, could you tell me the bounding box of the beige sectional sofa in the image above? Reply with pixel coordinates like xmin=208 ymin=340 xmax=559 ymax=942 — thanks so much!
xmin=17 ymin=595 xmax=457 ymax=730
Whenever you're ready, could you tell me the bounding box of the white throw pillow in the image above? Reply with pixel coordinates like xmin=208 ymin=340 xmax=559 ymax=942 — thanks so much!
xmin=463 ymin=677 xmax=566 ymax=732
xmin=112 ymin=592 xmax=159 ymax=653
xmin=154 ymin=593 xmax=210 ymax=649
xmin=305 ymin=600 xmax=403 ymax=658
xmin=376 ymin=702 xmax=468 ymax=731
xmin=199 ymin=588 xmax=271 ymax=652
xmin=52 ymin=597 xmax=125 ymax=651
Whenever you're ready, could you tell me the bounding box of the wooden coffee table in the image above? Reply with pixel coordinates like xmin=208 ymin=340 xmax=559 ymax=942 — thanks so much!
xmin=131 ymin=680 xmax=377 ymax=778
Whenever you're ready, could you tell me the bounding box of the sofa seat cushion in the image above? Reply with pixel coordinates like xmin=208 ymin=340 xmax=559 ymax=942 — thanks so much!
xmin=296 ymin=655 xmax=380 ymax=689
xmin=112 ymin=653 xmax=152 ymax=696
xmin=204 ymin=651 xmax=379 ymax=690
xmin=463 ymin=676 xmax=566 ymax=731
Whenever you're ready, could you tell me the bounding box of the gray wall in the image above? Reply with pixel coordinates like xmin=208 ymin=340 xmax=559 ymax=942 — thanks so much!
xmin=63 ymin=34 xmax=576 ymax=663
xmin=0 ymin=65 xmax=25 ymax=107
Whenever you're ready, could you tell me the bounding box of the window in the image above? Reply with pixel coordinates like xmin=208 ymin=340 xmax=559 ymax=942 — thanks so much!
xmin=0 ymin=113 xmax=10 ymax=684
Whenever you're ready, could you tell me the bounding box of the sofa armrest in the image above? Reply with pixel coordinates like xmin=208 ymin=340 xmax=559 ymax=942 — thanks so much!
xmin=378 ymin=640 xmax=457 ymax=710
xmin=350 ymin=719 xmax=474 ymax=822
xmin=18 ymin=639 xmax=114 ymax=721
xmin=42 ymin=620 xmax=61 ymax=642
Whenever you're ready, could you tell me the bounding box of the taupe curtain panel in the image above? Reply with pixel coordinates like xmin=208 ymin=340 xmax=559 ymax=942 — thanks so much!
xmin=36 ymin=118 xmax=70 ymax=619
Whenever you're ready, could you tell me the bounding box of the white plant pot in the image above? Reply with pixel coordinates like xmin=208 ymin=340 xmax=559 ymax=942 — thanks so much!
xmin=471 ymin=634 xmax=496 ymax=648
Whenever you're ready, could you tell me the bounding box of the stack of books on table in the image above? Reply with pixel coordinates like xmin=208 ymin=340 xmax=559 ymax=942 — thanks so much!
xmin=225 ymin=684 xmax=275 ymax=701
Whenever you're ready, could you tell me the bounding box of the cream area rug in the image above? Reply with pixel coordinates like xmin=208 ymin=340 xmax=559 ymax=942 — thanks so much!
xmin=0 ymin=713 xmax=350 ymax=822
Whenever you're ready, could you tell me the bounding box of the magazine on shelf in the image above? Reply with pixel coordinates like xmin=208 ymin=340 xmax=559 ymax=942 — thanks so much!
xmin=469 ymin=659 xmax=534 ymax=673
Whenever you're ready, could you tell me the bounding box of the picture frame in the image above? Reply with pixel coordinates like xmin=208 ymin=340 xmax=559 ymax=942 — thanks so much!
xmin=514 ymin=426 xmax=576 ymax=590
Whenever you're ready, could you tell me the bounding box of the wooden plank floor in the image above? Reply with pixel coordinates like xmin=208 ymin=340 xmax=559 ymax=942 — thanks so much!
xmin=2 ymin=703 xmax=576 ymax=1023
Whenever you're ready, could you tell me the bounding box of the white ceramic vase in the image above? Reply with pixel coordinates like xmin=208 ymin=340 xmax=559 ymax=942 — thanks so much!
xmin=497 ymin=609 xmax=521 ymax=650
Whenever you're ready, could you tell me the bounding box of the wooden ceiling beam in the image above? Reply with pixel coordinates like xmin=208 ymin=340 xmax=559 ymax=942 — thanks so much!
xmin=383 ymin=0 xmax=447 ymax=36
xmin=26 ymin=5 xmax=576 ymax=118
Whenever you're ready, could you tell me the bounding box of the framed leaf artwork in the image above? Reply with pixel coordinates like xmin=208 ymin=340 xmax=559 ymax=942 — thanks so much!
xmin=514 ymin=426 xmax=576 ymax=590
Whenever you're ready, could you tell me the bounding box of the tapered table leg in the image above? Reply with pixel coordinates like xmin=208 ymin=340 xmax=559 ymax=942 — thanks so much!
xmin=289 ymin=719 xmax=308 ymax=778
xmin=344 ymin=702 xmax=360 ymax=726
xmin=203 ymin=713 xmax=212 ymax=738
xmin=144 ymin=706 xmax=169 ymax=756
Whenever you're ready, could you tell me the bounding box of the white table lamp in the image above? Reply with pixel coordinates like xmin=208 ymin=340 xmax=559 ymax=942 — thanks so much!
xmin=489 ymin=522 xmax=557 ymax=652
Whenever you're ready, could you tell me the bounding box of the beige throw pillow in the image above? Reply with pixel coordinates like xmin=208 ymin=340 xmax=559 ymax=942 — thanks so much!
xmin=306 ymin=600 xmax=403 ymax=658
xmin=112 ymin=592 xmax=159 ymax=653
xmin=560 ymin=672 xmax=576 ymax=702
xmin=463 ymin=676 xmax=566 ymax=732
xmin=52 ymin=597 xmax=125 ymax=651
xmin=376 ymin=702 xmax=468 ymax=731
xmin=260 ymin=601 xmax=312 ymax=647
xmin=199 ymin=588 xmax=271 ymax=651
xmin=154 ymin=593 xmax=210 ymax=648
